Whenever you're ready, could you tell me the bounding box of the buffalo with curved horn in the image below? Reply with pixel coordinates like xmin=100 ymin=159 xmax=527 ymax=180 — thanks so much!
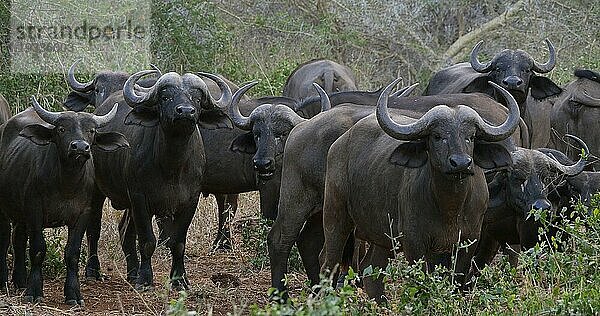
xmin=474 ymin=135 xmax=589 ymax=270
xmin=0 ymin=97 xmax=128 ymax=305
xmin=89 ymin=69 xmax=232 ymax=290
xmin=424 ymin=40 xmax=561 ymax=148
xmin=321 ymin=80 xmax=520 ymax=302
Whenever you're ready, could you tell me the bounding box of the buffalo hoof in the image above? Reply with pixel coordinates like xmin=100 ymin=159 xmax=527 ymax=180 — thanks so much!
xmin=134 ymin=283 xmax=154 ymax=292
xmin=170 ymin=277 xmax=190 ymax=291
xmin=85 ymin=275 xmax=105 ymax=282
xmin=85 ymin=269 xmax=102 ymax=281
xmin=65 ymin=298 xmax=84 ymax=307
xmin=23 ymin=295 xmax=43 ymax=304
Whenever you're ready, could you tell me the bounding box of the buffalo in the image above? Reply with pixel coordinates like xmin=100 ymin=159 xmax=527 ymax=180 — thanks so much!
xmin=65 ymin=62 xmax=242 ymax=279
xmin=320 ymin=80 xmax=520 ymax=301
xmin=90 ymin=69 xmax=232 ymax=289
xmin=474 ymin=137 xmax=588 ymax=270
xmin=550 ymin=69 xmax=600 ymax=165
xmin=0 ymin=98 xmax=128 ymax=305
xmin=282 ymin=59 xmax=357 ymax=101
xmin=269 ymin=80 xmax=524 ymax=299
xmin=424 ymin=40 xmax=561 ymax=147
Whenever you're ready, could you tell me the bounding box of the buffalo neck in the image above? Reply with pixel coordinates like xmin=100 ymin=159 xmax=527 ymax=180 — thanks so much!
xmin=426 ymin=163 xmax=479 ymax=219
xmin=45 ymin=148 xmax=93 ymax=197
xmin=154 ymin=125 xmax=200 ymax=174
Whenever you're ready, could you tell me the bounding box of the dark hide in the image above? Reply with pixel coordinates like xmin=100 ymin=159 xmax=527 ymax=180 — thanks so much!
xmin=321 ymin=103 xmax=515 ymax=301
xmin=474 ymin=147 xmax=587 ymax=271
xmin=0 ymin=106 xmax=126 ymax=305
xmin=550 ymin=70 xmax=600 ymax=165
xmin=269 ymin=93 xmax=522 ymax=299
xmin=283 ymin=59 xmax=358 ymax=101
xmin=91 ymin=72 xmax=230 ymax=290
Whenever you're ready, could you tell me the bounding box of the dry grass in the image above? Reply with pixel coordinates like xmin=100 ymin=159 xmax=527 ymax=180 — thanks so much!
xmin=0 ymin=192 xmax=305 ymax=315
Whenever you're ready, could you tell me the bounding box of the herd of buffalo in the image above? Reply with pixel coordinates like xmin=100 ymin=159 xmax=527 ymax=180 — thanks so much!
xmin=0 ymin=38 xmax=599 ymax=306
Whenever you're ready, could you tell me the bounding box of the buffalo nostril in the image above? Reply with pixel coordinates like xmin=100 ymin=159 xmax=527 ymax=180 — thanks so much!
xmin=253 ymin=158 xmax=273 ymax=170
xmin=70 ymin=142 xmax=78 ymax=150
xmin=190 ymin=108 xmax=196 ymax=114
xmin=449 ymin=155 xmax=472 ymax=169
xmin=84 ymin=144 xmax=90 ymax=151
xmin=176 ymin=107 xmax=183 ymax=114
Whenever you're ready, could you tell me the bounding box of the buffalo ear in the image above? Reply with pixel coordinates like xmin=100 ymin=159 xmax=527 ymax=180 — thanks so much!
xmin=530 ymin=76 xmax=562 ymax=100
xmin=198 ymin=110 xmax=234 ymax=130
xmin=94 ymin=131 xmax=130 ymax=152
xmin=474 ymin=143 xmax=512 ymax=169
xmin=389 ymin=141 xmax=427 ymax=168
xmin=230 ymin=132 xmax=256 ymax=154
xmin=19 ymin=124 xmax=54 ymax=145
xmin=124 ymin=107 xmax=159 ymax=127
xmin=463 ymin=76 xmax=494 ymax=95
xmin=64 ymin=91 xmax=93 ymax=112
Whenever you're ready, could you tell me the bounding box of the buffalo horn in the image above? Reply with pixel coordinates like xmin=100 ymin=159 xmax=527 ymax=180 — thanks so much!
xmin=229 ymin=81 xmax=258 ymax=130
xmin=197 ymin=72 xmax=233 ymax=109
xmin=474 ymin=82 xmax=521 ymax=141
xmin=551 ymin=134 xmax=589 ymax=176
xmin=532 ymin=39 xmax=556 ymax=74
xmin=67 ymin=60 xmax=94 ymax=92
xmin=92 ymin=103 xmax=119 ymax=127
xmin=31 ymin=96 xmax=61 ymax=125
xmin=470 ymin=41 xmax=493 ymax=73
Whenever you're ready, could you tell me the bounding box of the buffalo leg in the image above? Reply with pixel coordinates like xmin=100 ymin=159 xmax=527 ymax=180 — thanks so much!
xmin=169 ymin=202 xmax=197 ymax=290
xmin=296 ymin=211 xmax=324 ymax=287
xmin=259 ymin=182 xmax=280 ymax=220
xmin=85 ymin=190 xmax=105 ymax=280
xmin=360 ymin=244 xmax=391 ymax=303
xmin=212 ymin=194 xmax=238 ymax=251
xmin=24 ymin=227 xmax=46 ymax=303
xmin=119 ymin=210 xmax=138 ymax=283
xmin=11 ymin=223 xmax=27 ymax=289
xmin=156 ymin=216 xmax=174 ymax=248
xmin=268 ymin=201 xmax=319 ymax=299
xmin=0 ymin=214 xmax=9 ymax=289
xmin=64 ymin=214 xmax=88 ymax=306
xmin=130 ymin=193 xmax=156 ymax=289
xmin=321 ymin=186 xmax=354 ymax=286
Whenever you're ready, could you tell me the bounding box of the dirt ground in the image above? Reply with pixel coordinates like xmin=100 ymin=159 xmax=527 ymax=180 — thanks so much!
xmin=0 ymin=192 xmax=306 ymax=315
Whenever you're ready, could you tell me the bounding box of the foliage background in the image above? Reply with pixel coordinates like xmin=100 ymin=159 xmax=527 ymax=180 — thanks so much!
xmin=1 ymin=0 xmax=599 ymax=110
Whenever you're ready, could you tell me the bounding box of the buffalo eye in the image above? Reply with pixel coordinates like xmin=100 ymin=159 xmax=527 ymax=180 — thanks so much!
xmin=89 ymin=129 xmax=96 ymax=135
xmin=161 ymin=96 xmax=172 ymax=102
xmin=57 ymin=126 xmax=66 ymax=133
xmin=433 ymin=133 xmax=442 ymax=141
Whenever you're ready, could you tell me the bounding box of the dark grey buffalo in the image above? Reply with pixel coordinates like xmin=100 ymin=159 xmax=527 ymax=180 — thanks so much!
xmin=230 ymin=82 xmax=330 ymax=177
xmin=269 ymin=80 xmax=524 ymax=299
xmin=282 ymin=59 xmax=357 ymax=100
xmin=550 ymin=69 xmax=600 ymax=165
xmin=0 ymin=98 xmax=128 ymax=305
xmin=321 ymin=80 xmax=520 ymax=301
xmin=474 ymin=136 xmax=588 ymax=270
xmin=65 ymin=62 xmax=242 ymax=279
xmin=424 ymin=40 xmax=561 ymax=147
xmin=90 ymin=69 xmax=232 ymax=289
